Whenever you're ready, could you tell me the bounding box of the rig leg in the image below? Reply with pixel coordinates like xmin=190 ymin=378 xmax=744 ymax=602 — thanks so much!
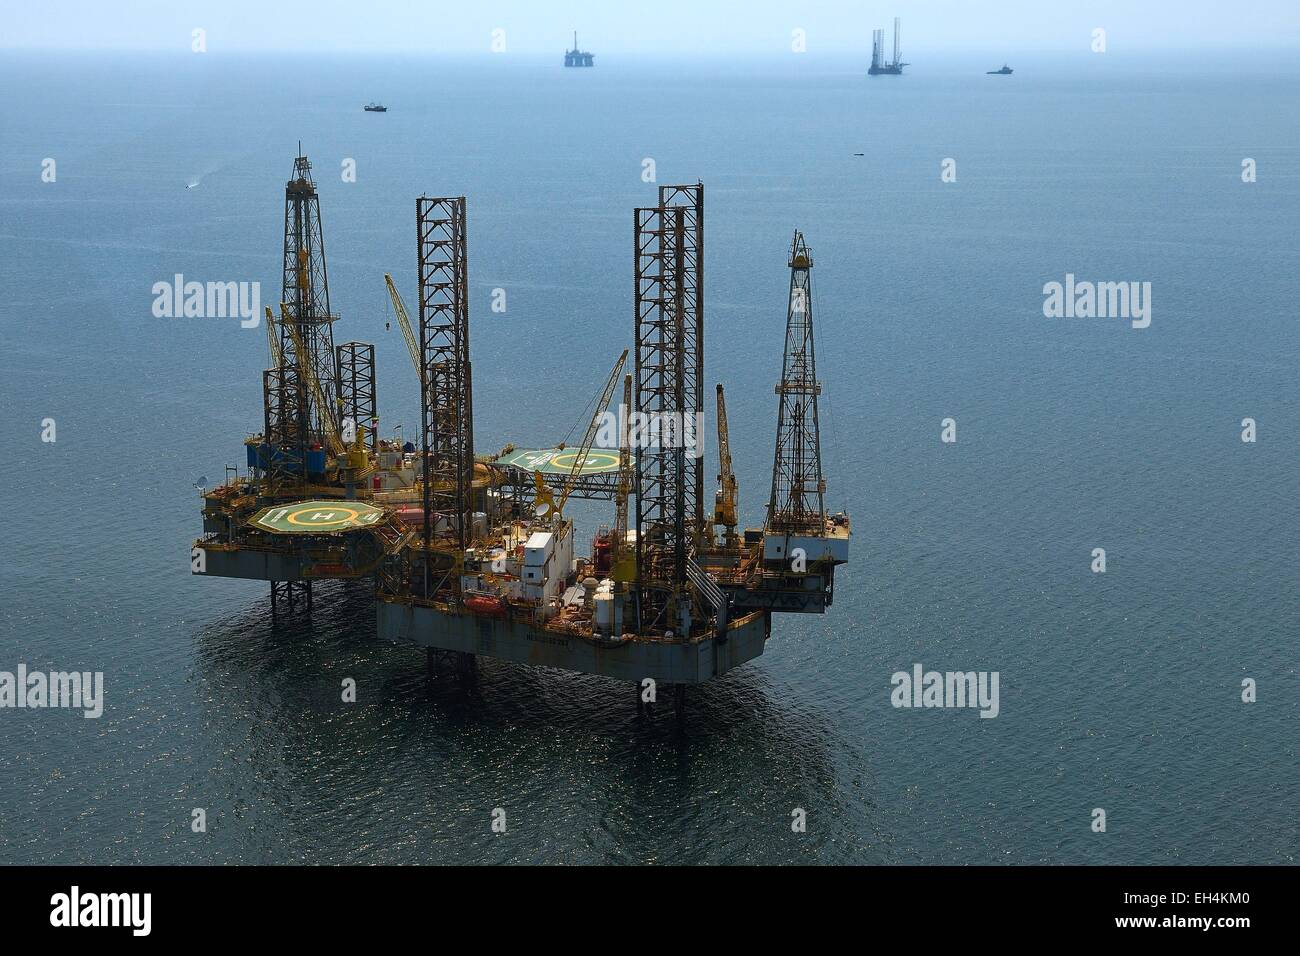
xmin=454 ymin=651 xmax=477 ymax=684
xmin=674 ymin=683 xmax=687 ymax=717
xmin=426 ymin=647 xmax=436 ymax=678
xmin=636 ymin=681 xmax=645 ymax=713
xmin=270 ymin=581 xmax=311 ymax=622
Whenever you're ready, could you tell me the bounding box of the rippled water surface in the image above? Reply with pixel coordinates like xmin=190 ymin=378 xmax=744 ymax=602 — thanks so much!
xmin=1 ymin=51 xmax=1297 ymax=864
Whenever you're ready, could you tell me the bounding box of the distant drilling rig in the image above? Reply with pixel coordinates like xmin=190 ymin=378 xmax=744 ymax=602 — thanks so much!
xmin=868 ymin=16 xmax=906 ymax=75
xmin=193 ymin=155 xmax=850 ymax=704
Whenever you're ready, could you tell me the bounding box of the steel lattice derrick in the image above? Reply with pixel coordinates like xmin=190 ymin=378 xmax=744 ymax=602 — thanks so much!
xmin=417 ymin=196 xmax=474 ymax=563
xmin=634 ymin=203 xmax=694 ymax=636
xmin=657 ymin=183 xmax=705 ymax=546
xmin=336 ymin=342 xmax=377 ymax=452
xmin=262 ymin=365 xmax=307 ymax=489
xmin=766 ymin=231 xmax=826 ymax=536
xmin=281 ymin=155 xmax=338 ymax=444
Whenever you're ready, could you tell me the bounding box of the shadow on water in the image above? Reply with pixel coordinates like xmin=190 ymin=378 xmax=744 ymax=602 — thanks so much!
xmin=191 ymin=585 xmax=880 ymax=864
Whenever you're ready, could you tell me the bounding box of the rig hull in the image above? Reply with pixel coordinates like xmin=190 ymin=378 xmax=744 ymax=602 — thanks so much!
xmin=194 ymin=543 xmax=374 ymax=582
xmin=376 ymin=600 xmax=771 ymax=684
xmin=196 ymin=545 xmax=310 ymax=582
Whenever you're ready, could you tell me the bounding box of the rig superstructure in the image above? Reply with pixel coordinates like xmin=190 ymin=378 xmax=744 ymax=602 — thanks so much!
xmin=193 ymin=155 xmax=402 ymax=615
xmin=564 ymin=32 xmax=594 ymax=67
xmin=193 ymin=155 xmax=850 ymax=701
xmin=868 ymin=16 xmax=906 ymax=75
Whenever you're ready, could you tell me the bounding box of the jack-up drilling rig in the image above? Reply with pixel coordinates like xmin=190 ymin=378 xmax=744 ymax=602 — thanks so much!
xmin=868 ymin=16 xmax=907 ymax=75
xmin=192 ymin=155 xmax=406 ymax=614
xmin=193 ymin=157 xmax=850 ymax=691
xmin=372 ymin=185 xmax=850 ymax=684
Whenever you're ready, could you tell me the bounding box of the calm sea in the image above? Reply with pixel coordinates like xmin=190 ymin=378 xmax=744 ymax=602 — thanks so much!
xmin=0 ymin=50 xmax=1296 ymax=864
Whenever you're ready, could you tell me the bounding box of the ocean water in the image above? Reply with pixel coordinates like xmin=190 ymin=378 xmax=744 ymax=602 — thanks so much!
xmin=0 ymin=50 xmax=1296 ymax=865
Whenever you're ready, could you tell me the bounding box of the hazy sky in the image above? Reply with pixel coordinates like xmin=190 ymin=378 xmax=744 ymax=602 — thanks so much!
xmin=4 ymin=1 xmax=1298 ymax=54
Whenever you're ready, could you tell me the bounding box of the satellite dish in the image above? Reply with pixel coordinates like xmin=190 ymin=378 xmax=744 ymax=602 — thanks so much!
xmin=194 ymin=475 xmax=208 ymax=493
xmin=533 ymin=501 xmax=549 ymax=517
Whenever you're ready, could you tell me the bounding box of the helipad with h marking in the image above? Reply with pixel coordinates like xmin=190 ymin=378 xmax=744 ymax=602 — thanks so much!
xmin=497 ymin=446 xmax=624 ymax=475
xmin=248 ymin=500 xmax=385 ymax=534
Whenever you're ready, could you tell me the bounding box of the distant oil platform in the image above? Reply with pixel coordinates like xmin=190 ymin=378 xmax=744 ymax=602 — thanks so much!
xmin=868 ymin=16 xmax=906 ymax=75
xmin=564 ymin=32 xmax=594 ymax=67
xmin=987 ymin=64 xmax=1013 ymax=75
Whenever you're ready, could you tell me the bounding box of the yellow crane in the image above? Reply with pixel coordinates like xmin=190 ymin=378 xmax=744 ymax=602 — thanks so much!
xmin=714 ymin=383 xmax=739 ymax=549
xmin=383 ymin=273 xmax=425 ymax=389
xmin=610 ymin=372 xmax=635 ymax=581
xmin=278 ymin=303 xmax=345 ymax=459
xmin=264 ymin=306 xmax=283 ymax=369
xmin=534 ymin=349 xmax=628 ymax=523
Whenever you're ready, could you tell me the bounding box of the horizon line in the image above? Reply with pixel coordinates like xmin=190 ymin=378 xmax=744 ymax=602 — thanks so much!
xmin=3 ymin=43 xmax=1299 ymax=55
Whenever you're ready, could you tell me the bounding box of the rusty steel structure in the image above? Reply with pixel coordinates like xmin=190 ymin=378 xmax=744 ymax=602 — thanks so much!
xmin=657 ymin=183 xmax=706 ymax=547
xmin=633 ymin=196 xmax=702 ymax=637
xmin=417 ymin=196 xmax=475 ymax=568
xmin=336 ymin=341 xmax=377 ymax=452
xmin=261 ymin=363 xmax=307 ymax=489
xmin=766 ymin=231 xmax=826 ymax=535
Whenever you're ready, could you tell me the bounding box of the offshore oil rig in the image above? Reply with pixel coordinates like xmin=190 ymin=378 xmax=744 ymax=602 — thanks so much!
xmin=868 ymin=16 xmax=906 ymax=75
xmin=192 ymin=154 xmax=850 ymax=703
xmin=563 ymin=32 xmax=594 ymax=67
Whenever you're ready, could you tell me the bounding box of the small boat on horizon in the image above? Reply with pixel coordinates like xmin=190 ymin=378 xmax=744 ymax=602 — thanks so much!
xmin=987 ymin=64 xmax=1013 ymax=75
xmin=364 ymin=102 xmax=388 ymax=112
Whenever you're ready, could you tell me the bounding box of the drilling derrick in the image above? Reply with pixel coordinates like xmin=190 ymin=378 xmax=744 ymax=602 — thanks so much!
xmin=279 ymin=155 xmax=338 ymax=450
xmin=634 ymin=201 xmax=697 ymax=637
xmin=767 ymin=231 xmax=825 ymax=535
xmin=417 ymin=196 xmax=475 ymax=579
xmin=753 ymin=230 xmax=849 ymax=602
xmin=196 ymin=151 xmax=392 ymax=620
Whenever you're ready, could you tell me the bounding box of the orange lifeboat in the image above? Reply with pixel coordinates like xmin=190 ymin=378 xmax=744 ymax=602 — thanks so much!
xmin=465 ymin=594 xmax=506 ymax=618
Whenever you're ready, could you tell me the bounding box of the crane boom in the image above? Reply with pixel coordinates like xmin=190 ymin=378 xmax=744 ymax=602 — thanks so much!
xmin=561 ymin=348 xmax=628 ymax=513
xmin=536 ymin=349 xmax=629 ymax=521
xmin=714 ymin=383 xmax=739 ymax=547
xmin=279 ymin=303 xmax=344 ymax=458
xmin=611 ymin=372 xmax=634 ymax=579
xmin=264 ymin=306 xmax=283 ymax=370
xmin=383 ymin=273 xmax=426 ymax=389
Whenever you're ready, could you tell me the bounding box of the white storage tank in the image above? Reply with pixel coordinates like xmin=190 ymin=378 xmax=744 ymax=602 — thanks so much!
xmin=594 ymin=591 xmax=613 ymax=629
